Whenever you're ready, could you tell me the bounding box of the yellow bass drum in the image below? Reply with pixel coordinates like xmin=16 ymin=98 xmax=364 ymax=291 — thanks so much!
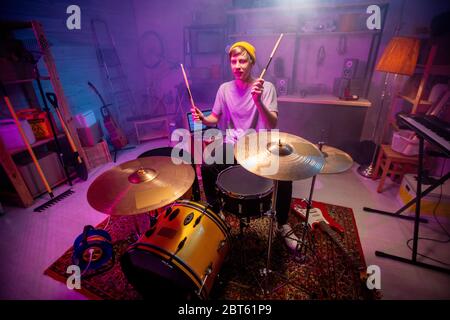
xmin=121 ymin=200 xmax=231 ymax=299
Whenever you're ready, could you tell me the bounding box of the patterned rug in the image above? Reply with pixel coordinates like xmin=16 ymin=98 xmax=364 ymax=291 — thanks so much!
xmin=44 ymin=199 xmax=380 ymax=300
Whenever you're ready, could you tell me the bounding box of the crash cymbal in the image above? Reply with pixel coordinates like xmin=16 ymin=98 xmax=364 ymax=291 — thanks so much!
xmin=234 ymin=131 xmax=325 ymax=181
xmin=87 ymin=157 xmax=195 ymax=216
xmin=319 ymin=145 xmax=353 ymax=174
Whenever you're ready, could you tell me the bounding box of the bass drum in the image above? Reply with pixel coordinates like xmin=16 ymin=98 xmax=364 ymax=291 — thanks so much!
xmin=121 ymin=200 xmax=231 ymax=300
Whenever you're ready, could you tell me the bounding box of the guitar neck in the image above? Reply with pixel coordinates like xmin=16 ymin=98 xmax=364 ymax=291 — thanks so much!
xmin=318 ymin=221 xmax=364 ymax=271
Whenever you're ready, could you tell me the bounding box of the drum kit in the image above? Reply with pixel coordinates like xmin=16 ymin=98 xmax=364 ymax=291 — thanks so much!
xmin=85 ymin=131 xmax=354 ymax=299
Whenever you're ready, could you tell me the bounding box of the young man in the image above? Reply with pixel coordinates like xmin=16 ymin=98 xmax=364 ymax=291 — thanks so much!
xmin=191 ymin=41 xmax=299 ymax=251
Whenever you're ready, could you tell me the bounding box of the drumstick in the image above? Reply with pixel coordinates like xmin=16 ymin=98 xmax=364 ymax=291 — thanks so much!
xmin=259 ymin=33 xmax=284 ymax=79
xmin=180 ymin=64 xmax=196 ymax=109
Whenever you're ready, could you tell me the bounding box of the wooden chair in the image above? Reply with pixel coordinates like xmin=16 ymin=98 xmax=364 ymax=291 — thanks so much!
xmin=373 ymin=144 xmax=419 ymax=193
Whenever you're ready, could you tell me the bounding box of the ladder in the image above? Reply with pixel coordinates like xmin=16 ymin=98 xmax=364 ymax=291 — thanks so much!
xmin=91 ymin=19 xmax=137 ymax=132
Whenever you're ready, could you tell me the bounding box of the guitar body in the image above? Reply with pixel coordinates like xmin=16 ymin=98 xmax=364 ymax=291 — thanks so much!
xmin=292 ymin=199 xmax=367 ymax=280
xmin=291 ymin=199 xmax=345 ymax=234
xmin=102 ymin=107 xmax=128 ymax=149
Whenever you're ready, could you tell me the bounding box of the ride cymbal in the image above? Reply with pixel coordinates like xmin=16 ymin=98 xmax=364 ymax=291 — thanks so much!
xmin=319 ymin=145 xmax=353 ymax=174
xmin=234 ymin=131 xmax=324 ymax=181
xmin=87 ymin=157 xmax=195 ymax=215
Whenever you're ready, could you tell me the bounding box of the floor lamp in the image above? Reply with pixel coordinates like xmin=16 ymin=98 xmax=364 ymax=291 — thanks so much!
xmin=358 ymin=36 xmax=421 ymax=178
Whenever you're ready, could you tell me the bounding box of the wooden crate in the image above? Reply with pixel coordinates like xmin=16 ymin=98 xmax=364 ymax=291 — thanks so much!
xmin=82 ymin=140 xmax=112 ymax=169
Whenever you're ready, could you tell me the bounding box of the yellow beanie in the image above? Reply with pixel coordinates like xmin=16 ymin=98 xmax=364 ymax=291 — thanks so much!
xmin=229 ymin=41 xmax=256 ymax=62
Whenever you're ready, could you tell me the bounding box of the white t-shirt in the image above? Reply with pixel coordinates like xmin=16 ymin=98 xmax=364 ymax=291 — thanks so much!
xmin=212 ymin=80 xmax=278 ymax=144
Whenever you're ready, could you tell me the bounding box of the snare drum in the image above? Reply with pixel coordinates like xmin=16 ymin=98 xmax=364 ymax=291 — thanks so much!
xmin=121 ymin=200 xmax=230 ymax=300
xmin=216 ymin=165 xmax=273 ymax=218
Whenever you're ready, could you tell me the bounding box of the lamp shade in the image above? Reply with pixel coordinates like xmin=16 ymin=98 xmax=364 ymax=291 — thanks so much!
xmin=376 ymin=36 xmax=421 ymax=76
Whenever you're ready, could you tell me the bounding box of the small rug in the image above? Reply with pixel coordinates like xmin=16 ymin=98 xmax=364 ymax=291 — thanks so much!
xmin=44 ymin=198 xmax=379 ymax=300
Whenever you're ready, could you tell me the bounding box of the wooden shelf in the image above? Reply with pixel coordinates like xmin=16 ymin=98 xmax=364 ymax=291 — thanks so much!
xmin=227 ymin=1 xmax=388 ymax=15
xmin=228 ymin=31 xmax=380 ymax=38
xmin=9 ymin=133 xmax=65 ymax=156
xmin=2 ymin=75 xmax=51 ymax=85
xmin=416 ymin=64 xmax=450 ymax=76
xmin=278 ymin=94 xmax=371 ymax=107
xmin=398 ymin=94 xmax=432 ymax=107
xmin=0 ymin=21 xmax=88 ymax=209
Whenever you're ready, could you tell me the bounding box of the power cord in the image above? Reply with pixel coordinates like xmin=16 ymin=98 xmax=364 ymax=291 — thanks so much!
xmin=81 ymin=248 xmax=95 ymax=277
xmin=406 ymin=160 xmax=450 ymax=266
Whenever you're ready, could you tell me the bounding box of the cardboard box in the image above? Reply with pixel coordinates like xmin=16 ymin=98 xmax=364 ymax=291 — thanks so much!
xmin=397 ymin=174 xmax=450 ymax=217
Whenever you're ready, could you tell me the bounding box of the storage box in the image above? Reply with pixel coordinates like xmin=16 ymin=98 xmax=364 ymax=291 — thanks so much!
xmin=17 ymin=152 xmax=66 ymax=197
xmin=76 ymin=122 xmax=103 ymax=147
xmin=82 ymin=140 xmax=112 ymax=169
xmin=74 ymin=111 xmax=103 ymax=147
xmin=391 ymin=130 xmax=419 ymax=156
xmin=397 ymin=174 xmax=450 ymax=217
xmin=16 ymin=109 xmax=54 ymax=140
xmin=0 ymin=119 xmax=36 ymax=151
xmin=74 ymin=110 xmax=97 ymax=128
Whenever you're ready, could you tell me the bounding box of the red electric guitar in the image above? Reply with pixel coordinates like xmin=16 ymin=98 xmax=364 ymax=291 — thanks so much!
xmin=292 ymin=199 xmax=366 ymax=278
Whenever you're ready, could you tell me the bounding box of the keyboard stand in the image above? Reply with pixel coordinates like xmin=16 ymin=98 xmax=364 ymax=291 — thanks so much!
xmin=365 ymin=136 xmax=450 ymax=274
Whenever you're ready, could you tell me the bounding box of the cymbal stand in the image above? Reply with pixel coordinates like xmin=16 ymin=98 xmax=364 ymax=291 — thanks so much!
xmin=257 ymin=179 xmax=284 ymax=294
xmin=296 ymin=141 xmax=324 ymax=257
xmin=257 ymin=180 xmax=312 ymax=297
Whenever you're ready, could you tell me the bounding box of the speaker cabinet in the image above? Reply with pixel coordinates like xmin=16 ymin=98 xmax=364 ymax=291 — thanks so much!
xmin=342 ymin=58 xmax=359 ymax=79
xmin=276 ymin=78 xmax=288 ymax=96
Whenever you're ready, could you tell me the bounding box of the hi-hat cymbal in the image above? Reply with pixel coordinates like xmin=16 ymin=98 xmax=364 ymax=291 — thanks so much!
xmin=234 ymin=131 xmax=325 ymax=181
xmin=87 ymin=157 xmax=195 ymax=216
xmin=319 ymin=145 xmax=353 ymax=174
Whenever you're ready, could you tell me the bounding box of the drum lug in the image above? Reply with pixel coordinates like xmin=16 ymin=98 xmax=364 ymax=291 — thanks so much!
xmin=217 ymin=239 xmax=227 ymax=251
xmin=193 ymin=215 xmax=202 ymax=227
xmin=196 ymin=263 xmax=213 ymax=299
xmin=161 ymin=259 xmax=174 ymax=269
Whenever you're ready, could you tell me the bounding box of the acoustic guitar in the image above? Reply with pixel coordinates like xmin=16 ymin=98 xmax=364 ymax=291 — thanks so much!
xmin=88 ymin=82 xmax=128 ymax=149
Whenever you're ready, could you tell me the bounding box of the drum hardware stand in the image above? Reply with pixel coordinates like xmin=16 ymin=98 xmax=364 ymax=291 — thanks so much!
xmin=290 ymin=141 xmax=325 ymax=259
xmin=255 ymin=180 xmax=312 ymax=297
xmin=196 ymin=263 xmax=213 ymax=298
xmin=290 ymin=141 xmax=340 ymax=298
xmin=255 ymin=142 xmax=328 ymax=296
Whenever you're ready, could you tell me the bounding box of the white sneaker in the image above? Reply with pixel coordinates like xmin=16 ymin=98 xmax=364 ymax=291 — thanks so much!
xmin=278 ymin=223 xmax=301 ymax=251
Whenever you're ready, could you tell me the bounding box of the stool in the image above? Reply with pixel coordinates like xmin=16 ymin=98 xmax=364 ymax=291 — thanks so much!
xmin=373 ymin=144 xmax=419 ymax=193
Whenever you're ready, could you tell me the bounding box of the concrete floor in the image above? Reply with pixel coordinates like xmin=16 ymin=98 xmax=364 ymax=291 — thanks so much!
xmin=0 ymin=138 xmax=449 ymax=300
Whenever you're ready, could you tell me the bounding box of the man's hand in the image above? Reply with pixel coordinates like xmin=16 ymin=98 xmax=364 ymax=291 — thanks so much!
xmin=251 ymin=78 xmax=264 ymax=105
xmin=191 ymin=106 xmax=204 ymax=122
